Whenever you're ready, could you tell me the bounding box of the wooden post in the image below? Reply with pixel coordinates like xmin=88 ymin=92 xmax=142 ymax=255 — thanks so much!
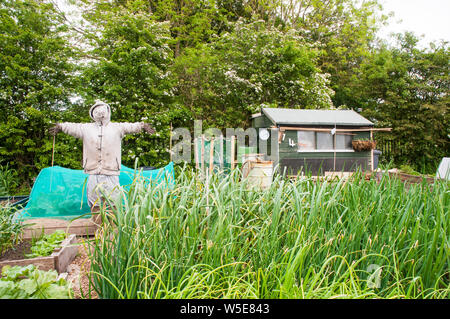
xmin=201 ymin=135 xmax=205 ymax=175
xmin=50 ymin=134 xmax=56 ymax=192
xmin=370 ymin=129 xmax=374 ymax=171
xmin=209 ymin=137 xmax=215 ymax=175
xmin=231 ymin=136 xmax=235 ymax=170
xmin=205 ymin=169 xmax=210 ymax=218
xmin=169 ymin=122 xmax=173 ymax=162
xmin=194 ymin=137 xmax=199 ymax=171
xmin=279 ymin=126 xmax=392 ymax=133
xmin=333 ymin=133 xmax=336 ymax=171
xmin=219 ymin=135 xmax=224 ymax=171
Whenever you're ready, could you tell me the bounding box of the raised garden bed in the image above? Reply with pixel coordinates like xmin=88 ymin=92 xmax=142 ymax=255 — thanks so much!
xmin=374 ymin=169 xmax=436 ymax=184
xmin=389 ymin=171 xmax=435 ymax=184
xmin=0 ymin=234 xmax=78 ymax=274
xmin=23 ymin=217 xmax=99 ymax=239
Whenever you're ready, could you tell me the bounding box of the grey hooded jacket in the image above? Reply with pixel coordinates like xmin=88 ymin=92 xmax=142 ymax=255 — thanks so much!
xmin=59 ymin=102 xmax=145 ymax=176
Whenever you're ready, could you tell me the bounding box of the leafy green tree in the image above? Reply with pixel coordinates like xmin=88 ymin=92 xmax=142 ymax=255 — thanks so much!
xmin=79 ymin=7 xmax=177 ymax=167
xmin=252 ymin=0 xmax=386 ymax=109
xmin=0 ymin=0 xmax=79 ymax=188
xmin=360 ymin=33 xmax=449 ymax=172
xmin=173 ymin=19 xmax=335 ymax=129
xmin=79 ymin=0 xmax=231 ymax=58
xmin=289 ymin=0 xmax=385 ymax=109
xmin=147 ymin=0 xmax=228 ymax=57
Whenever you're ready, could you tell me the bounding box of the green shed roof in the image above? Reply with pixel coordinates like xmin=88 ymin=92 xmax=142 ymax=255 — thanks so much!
xmin=262 ymin=108 xmax=373 ymax=126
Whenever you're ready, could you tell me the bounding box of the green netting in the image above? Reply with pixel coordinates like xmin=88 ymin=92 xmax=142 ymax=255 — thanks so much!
xmin=16 ymin=162 xmax=175 ymax=221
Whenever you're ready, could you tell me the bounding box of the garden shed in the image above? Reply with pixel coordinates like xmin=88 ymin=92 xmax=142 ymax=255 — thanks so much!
xmin=252 ymin=108 xmax=390 ymax=176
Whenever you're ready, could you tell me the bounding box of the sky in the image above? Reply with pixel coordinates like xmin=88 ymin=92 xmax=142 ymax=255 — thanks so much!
xmin=378 ymin=0 xmax=450 ymax=47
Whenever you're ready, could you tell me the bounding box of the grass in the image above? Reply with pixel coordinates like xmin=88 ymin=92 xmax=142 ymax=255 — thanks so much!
xmin=86 ymin=166 xmax=449 ymax=299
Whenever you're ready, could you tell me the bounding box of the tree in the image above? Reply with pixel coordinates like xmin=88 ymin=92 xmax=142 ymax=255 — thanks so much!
xmin=360 ymin=33 xmax=449 ymax=172
xmin=173 ymin=19 xmax=335 ymax=129
xmin=266 ymin=0 xmax=387 ymax=109
xmin=79 ymin=0 xmax=232 ymax=58
xmin=0 ymin=0 xmax=79 ymax=188
xmin=79 ymin=6 xmax=177 ymax=167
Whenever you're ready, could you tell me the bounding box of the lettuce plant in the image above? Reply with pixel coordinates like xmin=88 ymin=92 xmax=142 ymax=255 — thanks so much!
xmin=0 ymin=265 xmax=72 ymax=299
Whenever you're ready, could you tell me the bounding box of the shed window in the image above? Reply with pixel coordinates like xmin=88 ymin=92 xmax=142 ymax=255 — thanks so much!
xmin=317 ymin=132 xmax=333 ymax=150
xmin=336 ymin=134 xmax=353 ymax=150
xmin=297 ymin=131 xmax=315 ymax=150
xmin=297 ymin=131 xmax=354 ymax=151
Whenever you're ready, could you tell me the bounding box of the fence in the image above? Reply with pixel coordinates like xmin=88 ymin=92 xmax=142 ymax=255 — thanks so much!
xmin=376 ymin=139 xmax=404 ymax=162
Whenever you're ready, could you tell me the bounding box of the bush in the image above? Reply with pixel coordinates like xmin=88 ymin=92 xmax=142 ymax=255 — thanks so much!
xmin=0 ymin=164 xmax=18 ymax=196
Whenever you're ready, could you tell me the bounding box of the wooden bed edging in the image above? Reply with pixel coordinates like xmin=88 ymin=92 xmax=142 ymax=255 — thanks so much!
xmin=0 ymin=234 xmax=79 ymax=274
xmin=22 ymin=216 xmax=99 ymax=239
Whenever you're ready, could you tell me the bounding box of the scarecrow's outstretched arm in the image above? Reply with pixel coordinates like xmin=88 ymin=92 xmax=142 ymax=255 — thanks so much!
xmin=49 ymin=123 xmax=84 ymax=139
xmin=119 ymin=122 xmax=155 ymax=136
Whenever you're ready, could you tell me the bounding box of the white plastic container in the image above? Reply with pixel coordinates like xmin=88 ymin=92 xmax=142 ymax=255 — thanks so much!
xmin=246 ymin=161 xmax=273 ymax=189
xmin=241 ymin=153 xmax=265 ymax=178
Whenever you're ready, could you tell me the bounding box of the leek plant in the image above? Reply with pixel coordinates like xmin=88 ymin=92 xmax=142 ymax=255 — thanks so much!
xmin=86 ymin=166 xmax=449 ymax=299
xmin=0 ymin=206 xmax=26 ymax=255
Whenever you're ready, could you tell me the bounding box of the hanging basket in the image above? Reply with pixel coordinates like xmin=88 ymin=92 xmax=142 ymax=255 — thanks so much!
xmin=352 ymin=140 xmax=376 ymax=152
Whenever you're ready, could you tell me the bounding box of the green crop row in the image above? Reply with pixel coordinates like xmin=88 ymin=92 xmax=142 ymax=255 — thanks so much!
xmin=86 ymin=167 xmax=449 ymax=299
xmin=26 ymin=230 xmax=67 ymax=259
xmin=0 ymin=206 xmax=26 ymax=256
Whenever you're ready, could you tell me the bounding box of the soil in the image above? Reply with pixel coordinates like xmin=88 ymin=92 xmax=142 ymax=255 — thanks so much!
xmin=0 ymin=239 xmax=32 ymax=262
xmin=66 ymin=237 xmax=99 ymax=299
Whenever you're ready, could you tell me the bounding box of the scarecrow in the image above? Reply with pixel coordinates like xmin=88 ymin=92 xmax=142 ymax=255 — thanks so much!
xmin=49 ymin=100 xmax=155 ymax=210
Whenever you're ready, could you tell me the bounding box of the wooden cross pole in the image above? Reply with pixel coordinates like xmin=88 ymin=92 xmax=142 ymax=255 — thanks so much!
xmin=194 ymin=137 xmax=199 ymax=171
xmin=370 ymin=130 xmax=374 ymax=171
xmin=209 ymin=137 xmax=215 ymax=175
xmin=201 ymin=134 xmax=205 ymax=175
xmin=230 ymin=136 xmax=235 ymax=170
xmin=169 ymin=122 xmax=173 ymax=162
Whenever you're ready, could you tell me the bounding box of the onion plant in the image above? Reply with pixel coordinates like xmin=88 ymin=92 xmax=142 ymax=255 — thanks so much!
xmin=86 ymin=166 xmax=449 ymax=299
xmin=0 ymin=205 xmax=26 ymax=255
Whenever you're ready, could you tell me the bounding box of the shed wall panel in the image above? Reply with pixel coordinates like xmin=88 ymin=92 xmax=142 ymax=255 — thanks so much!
xmin=280 ymin=157 xmax=370 ymax=176
xmin=278 ymin=130 xmax=371 ymax=159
